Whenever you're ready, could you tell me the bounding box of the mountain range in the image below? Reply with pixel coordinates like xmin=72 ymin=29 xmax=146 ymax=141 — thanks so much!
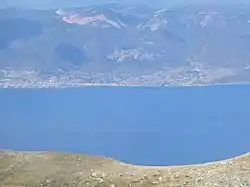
xmin=1 ymin=3 xmax=250 ymax=87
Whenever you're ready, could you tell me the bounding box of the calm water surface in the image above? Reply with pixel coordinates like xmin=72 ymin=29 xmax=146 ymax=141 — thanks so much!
xmin=0 ymin=85 xmax=249 ymax=166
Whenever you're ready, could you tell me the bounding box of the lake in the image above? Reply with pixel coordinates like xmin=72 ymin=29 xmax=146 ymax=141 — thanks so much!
xmin=0 ymin=85 xmax=249 ymax=166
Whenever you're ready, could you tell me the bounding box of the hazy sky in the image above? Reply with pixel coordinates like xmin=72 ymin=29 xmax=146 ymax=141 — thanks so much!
xmin=1 ymin=0 xmax=249 ymax=9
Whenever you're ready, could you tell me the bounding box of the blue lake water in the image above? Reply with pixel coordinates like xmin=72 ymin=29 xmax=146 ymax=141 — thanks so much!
xmin=0 ymin=85 xmax=249 ymax=166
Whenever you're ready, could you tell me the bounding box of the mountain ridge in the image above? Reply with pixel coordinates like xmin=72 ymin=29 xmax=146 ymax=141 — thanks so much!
xmin=1 ymin=3 xmax=250 ymax=87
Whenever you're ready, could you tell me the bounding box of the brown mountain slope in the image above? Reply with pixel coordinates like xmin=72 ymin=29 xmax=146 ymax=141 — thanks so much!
xmin=0 ymin=150 xmax=249 ymax=187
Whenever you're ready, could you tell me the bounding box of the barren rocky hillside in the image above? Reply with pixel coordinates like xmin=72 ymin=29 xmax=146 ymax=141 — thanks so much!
xmin=0 ymin=150 xmax=249 ymax=187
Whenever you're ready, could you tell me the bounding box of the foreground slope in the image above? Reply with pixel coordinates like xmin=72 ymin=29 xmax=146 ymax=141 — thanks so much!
xmin=0 ymin=150 xmax=249 ymax=187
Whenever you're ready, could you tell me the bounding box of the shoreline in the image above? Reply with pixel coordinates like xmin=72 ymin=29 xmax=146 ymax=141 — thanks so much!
xmin=1 ymin=81 xmax=250 ymax=89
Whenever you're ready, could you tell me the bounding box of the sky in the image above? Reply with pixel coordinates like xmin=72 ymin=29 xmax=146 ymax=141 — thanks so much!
xmin=1 ymin=0 xmax=249 ymax=9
